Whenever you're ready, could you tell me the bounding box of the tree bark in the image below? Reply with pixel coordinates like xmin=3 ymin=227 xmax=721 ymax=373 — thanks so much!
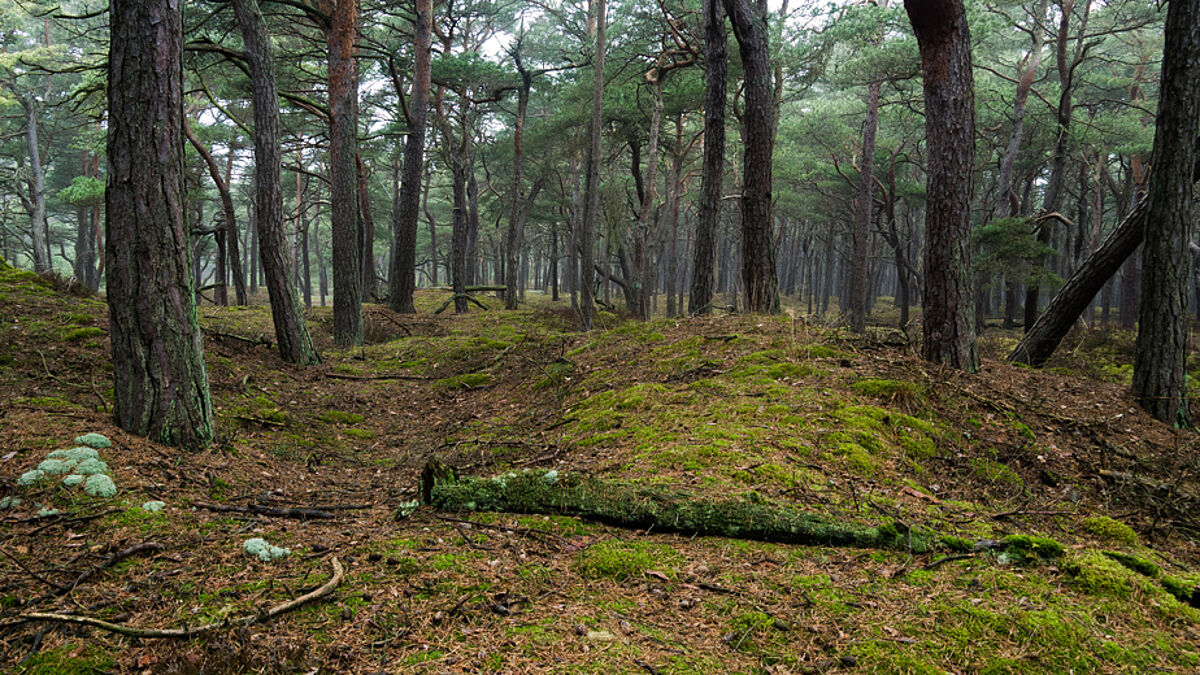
xmin=106 ymin=0 xmax=213 ymax=449
xmin=357 ymin=155 xmax=376 ymax=300
xmin=579 ymin=0 xmax=606 ymax=330
xmin=905 ymin=0 xmax=978 ymax=371
xmin=22 ymin=96 xmax=51 ymax=275
xmin=690 ymin=0 xmax=726 ymax=316
xmin=1132 ymin=0 xmax=1199 ymax=427
xmin=324 ymin=0 xmax=362 ymax=343
xmin=850 ymin=78 xmax=882 ymax=332
xmin=232 ymin=0 xmax=319 ymax=364
xmin=388 ymin=0 xmax=431 ymax=314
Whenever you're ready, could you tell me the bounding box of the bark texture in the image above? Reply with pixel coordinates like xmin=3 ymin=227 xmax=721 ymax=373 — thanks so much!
xmin=850 ymin=78 xmax=881 ymax=332
xmin=326 ymin=0 xmax=362 ymax=343
xmin=389 ymin=0 xmax=431 ymax=314
xmin=689 ymin=0 xmax=726 ymax=316
xmin=232 ymin=0 xmax=319 ymax=364
xmin=725 ymin=0 xmax=778 ymax=314
xmin=106 ymin=0 xmax=213 ymax=449
xmin=579 ymin=0 xmax=606 ymax=330
xmin=1131 ymin=0 xmax=1200 ymax=427
xmin=905 ymin=0 xmax=978 ymax=372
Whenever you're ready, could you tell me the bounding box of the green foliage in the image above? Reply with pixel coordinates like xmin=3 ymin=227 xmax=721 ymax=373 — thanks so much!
xmin=974 ymin=218 xmax=1061 ymax=287
xmin=57 ymin=175 xmax=105 ymax=207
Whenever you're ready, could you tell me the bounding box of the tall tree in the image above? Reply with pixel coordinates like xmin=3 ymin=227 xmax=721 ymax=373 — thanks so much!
xmin=725 ymin=0 xmax=779 ymax=314
xmin=231 ymin=0 xmax=320 ymax=364
xmin=689 ymin=0 xmax=726 ymax=316
xmin=106 ymin=0 xmax=212 ymax=449
xmin=1131 ymin=0 xmax=1200 ymax=426
xmin=579 ymin=0 xmax=607 ymax=330
xmin=325 ymin=0 xmax=362 ymax=344
xmin=388 ymin=0 xmax=432 ymax=314
xmin=905 ymin=0 xmax=978 ymax=371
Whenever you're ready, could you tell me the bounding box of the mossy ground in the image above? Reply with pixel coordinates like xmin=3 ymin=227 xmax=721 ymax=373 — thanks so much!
xmin=2 ymin=280 xmax=1200 ymax=673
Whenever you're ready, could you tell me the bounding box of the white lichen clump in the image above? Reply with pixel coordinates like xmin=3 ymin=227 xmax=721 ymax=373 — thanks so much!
xmin=37 ymin=507 xmax=60 ymax=517
xmin=142 ymin=501 xmax=166 ymax=512
xmin=243 ymin=537 xmax=291 ymax=562
xmin=48 ymin=447 xmax=99 ymax=462
xmin=74 ymin=433 xmax=111 ymax=449
xmin=62 ymin=475 xmax=84 ymax=487
xmin=0 ymin=496 xmax=21 ymax=509
xmin=17 ymin=469 xmax=45 ymax=486
xmin=83 ymin=474 xmax=117 ymax=498
xmin=74 ymin=458 xmax=110 ymax=475
xmin=36 ymin=458 xmax=75 ymax=475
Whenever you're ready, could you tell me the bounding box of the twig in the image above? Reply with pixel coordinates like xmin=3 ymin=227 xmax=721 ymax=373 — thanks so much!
xmin=16 ymin=557 xmax=343 ymax=639
xmin=433 ymin=515 xmax=569 ymax=545
xmin=0 ymin=547 xmax=67 ymax=593
xmin=923 ymin=554 xmax=974 ymax=570
xmin=193 ymin=502 xmax=335 ymax=521
xmin=201 ymin=328 xmax=272 ymax=348
xmin=633 ymin=659 xmax=662 ymax=675
xmin=323 ymin=372 xmax=433 ymax=381
xmin=59 ymin=542 xmax=163 ymax=596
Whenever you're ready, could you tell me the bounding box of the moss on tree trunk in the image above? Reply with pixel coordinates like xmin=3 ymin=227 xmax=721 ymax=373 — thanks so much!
xmin=419 ymin=461 xmax=931 ymax=552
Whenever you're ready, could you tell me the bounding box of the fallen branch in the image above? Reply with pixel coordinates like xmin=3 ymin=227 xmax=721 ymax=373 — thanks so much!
xmin=193 ymin=502 xmax=336 ymax=520
xmin=324 ymin=372 xmax=433 ymax=381
xmin=419 ymin=460 xmax=931 ymax=552
xmin=18 ymin=557 xmax=343 ymax=639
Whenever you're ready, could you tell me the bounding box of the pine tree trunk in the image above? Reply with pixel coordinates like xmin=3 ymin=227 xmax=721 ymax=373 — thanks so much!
xmin=579 ymin=0 xmax=606 ymax=330
xmin=691 ymin=0 xmax=725 ymax=316
xmin=1132 ymin=0 xmax=1200 ymax=426
xmin=106 ymin=0 xmax=212 ymax=449
xmin=724 ymin=0 xmax=778 ymax=313
xmin=851 ymin=78 xmax=881 ymax=331
xmin=389 ymin=0 xmax=432 ymax=314
xmin=325 ymin=0 xmax=362 ymax=342
xmin=905 ymin=0 xmax=978 ymax=371
xmin=232 ymin=0 xmax=319 ymax=364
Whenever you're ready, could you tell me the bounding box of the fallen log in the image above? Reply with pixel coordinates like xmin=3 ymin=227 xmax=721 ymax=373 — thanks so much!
xmin=418 ymin=460 xmax=932 ymax=552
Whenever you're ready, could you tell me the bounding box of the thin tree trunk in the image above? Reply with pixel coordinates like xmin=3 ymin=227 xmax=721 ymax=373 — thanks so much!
xmin=325 ymin=0 xmax=362 ymax=342
xmin=690 ymin=0 xmax=725 ymax=316
xmin=850 ymin=78 xmax=881 ymax=331
xmin=580 ymin=0 xmax=606 ymax=330
xmin=22 ymin=98 xmax=50 ymax=274
xmin=232 ymin=0 xmax=319 ymax=364
xmin=357 ymin=155 xmax=377 ymax=300
xmin=388 ymin=0 xmax=431 ymax=314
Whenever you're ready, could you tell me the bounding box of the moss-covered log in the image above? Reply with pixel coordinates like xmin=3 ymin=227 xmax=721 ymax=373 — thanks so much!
xmin=419 ymin=461 xmax=932 ymax=552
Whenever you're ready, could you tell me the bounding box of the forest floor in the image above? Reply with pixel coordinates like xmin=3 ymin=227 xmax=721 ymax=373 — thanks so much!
xmin=3 ymin=263 xmax=1200 ymax=674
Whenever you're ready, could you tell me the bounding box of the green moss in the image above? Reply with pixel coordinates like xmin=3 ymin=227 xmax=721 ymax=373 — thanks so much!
xmin=832 ymin=442 xmax=874 ymax=474
xmin=318 ymin=410 xmax=365 ymax=424
xmin=14 ymin=396 xmax=84 ymax=411
xmin=344 ymin=428 xmax=376 ymax=439
xmin=21 ymin=644 xmax=114 ymax=674
xmin=435 ymin=372 xmax=492 ymax=390
xmin=63 ymin=326 xmax=103 ymax=341
xmin=852 ymin=378 xmax=926 ymax=401
xmin=1162 ymin=575 xmax=1199 ymax=604
xmin=1081 ymin=516 xmax=1139 ymax=546
xmin=969 ymin=457 xmax=1022 ymax=484
xmin=1102 ymin=551 xmax=1159 ymax=577
xmin=998 ymin=535 xmax=1064 ymax=564
xmin=576 ymin=540 xmax=682 ymax=582
xmin=1062 ymin=552 xmax=1136 ymax=598
xmin=108 ymin=506 xmax=168 ymax=535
